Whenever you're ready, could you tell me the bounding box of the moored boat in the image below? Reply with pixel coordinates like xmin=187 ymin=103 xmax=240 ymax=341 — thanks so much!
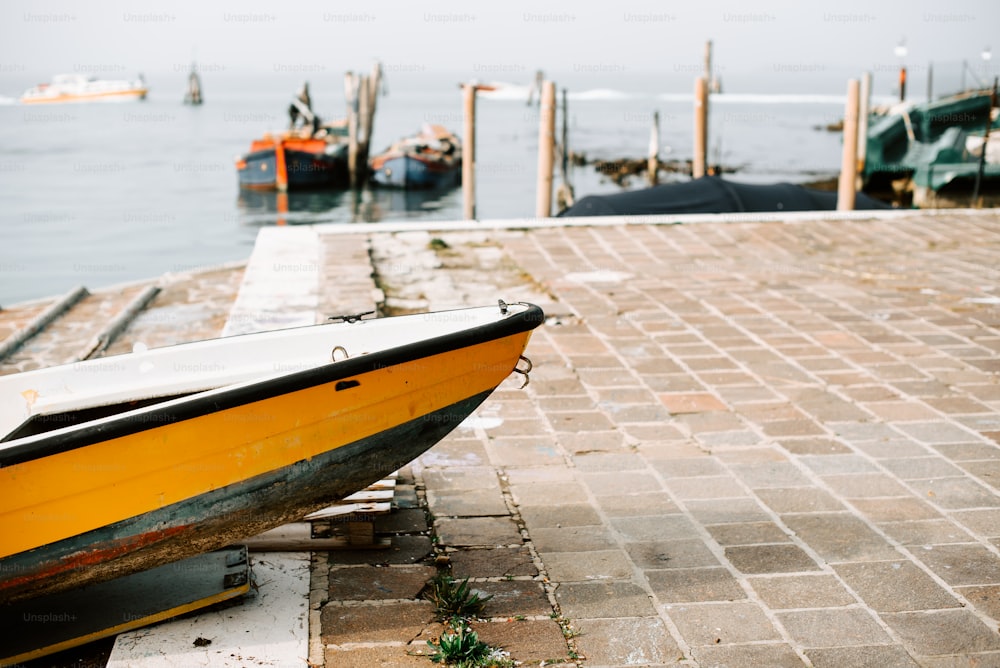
xmin=236 ymin=131 xmax=349 ymax=191
xmin=0 ymin=301 xmax=543 ymax=603
xmin=370 ymin=124 xmax=462 ymax=189
xmin=862 ymin=88 xmax=1000 ymax=207
xmin=20 ymin=73 xmax=148 ymax=104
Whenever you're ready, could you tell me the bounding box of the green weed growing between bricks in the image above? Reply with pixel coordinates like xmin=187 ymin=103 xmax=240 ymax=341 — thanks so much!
xmin=421 ymin=573 xmax=515 ymax=667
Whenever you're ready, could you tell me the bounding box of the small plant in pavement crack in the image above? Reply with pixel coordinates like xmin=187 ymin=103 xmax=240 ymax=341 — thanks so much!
xmin=423 ymin=573 xmax=492 ymax=619
xmin=426 ymin=619 xmax=514 ymax=667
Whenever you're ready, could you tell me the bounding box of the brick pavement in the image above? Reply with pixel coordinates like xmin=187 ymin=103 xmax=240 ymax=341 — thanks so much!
xmin=319 ymin=212 xmax=1000 ymax=667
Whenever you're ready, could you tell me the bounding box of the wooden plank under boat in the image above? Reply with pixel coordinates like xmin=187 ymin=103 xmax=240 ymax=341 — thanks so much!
xmin=0 ymin=301 xmax=543 ymax=604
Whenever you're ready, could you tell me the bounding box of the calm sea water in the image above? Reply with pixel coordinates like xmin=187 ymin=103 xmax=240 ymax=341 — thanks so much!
xmin=0 ymin=70 xmax=885 ymax=305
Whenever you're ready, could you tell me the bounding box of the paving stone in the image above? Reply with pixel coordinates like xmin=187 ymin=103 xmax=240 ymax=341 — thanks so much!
xmin=920 ymin=477 xmax=1000 ymax=509
xmin=685 ymin=498 xmax=772 ymax=524
xmin=471 ymin=579 xmax=551 ymax=618
xmin=320 ymin=600 xmax=437 ymax=644
xmin=881 ymin=609 xmax=1000 ymax=654
xmin=880 ymin=519 xmax=976 ymax=546
xmin=650 ymin=457 xmax=728 ymax=478
xmin=328 ymin=564 xmax=436 ymax=601
xmin=780 ymin=513 xmax=899 ymax=562
xmin=821 ymin=473 xmax=914 ymax=498
xmin=556 ymin=429 xmax=627 ymax=453
xmin=707 ymin=521 xmax=794 ymax=546
xmin=541 ymin=550 xmax=634 ymax=582
xmin=849 ymin=497 xmax=943 ymax=523
xmin=518 ymin=503 xmax=602 ymax=528
xmin=797 ymin=453 xmax=879 ymax=475
xmin=571 ymin=617 xmax=681 ymax=666
xmin=426 ymin=488 xmax=510 ymax=517
xmin=748 ymin=574 xmax=856 ymax=609
xmin=434 ymin=517 xmax=523 ymax=547
xmin=646 ymin=567 xmax=746 ymax=603
xmin=665 ymin=475 xmax=748 ymax=500
xmin=917 ymin=543 xmax=1000 ymax=586
xmin=555 ymin=580 xmax=657 ymax=618
xmin=324 ymin=643 xmax=434 ymax=667
xmin=489 ymin=435 xmax=566 ymax=466
xmin=776 ymin=608 xmax=892 ymax=648
xmin=610 ymin=514 xmax=701 ymax=542
xmin=374 ymin=508 xmax=428 ymax=534
xmin=833 ymin=561 xmax=963 ymax=612
xmin=473 ymin=618 xmax=571 ymax=664
xmin=779 ymin=437 xmax=854 ymax=455
xmin=756 ymin=487 xmax=844 ymax=514
xmin=725 ymin=544 xmax=821 ymax=574
xmin=625 ymin=539 xmax=721 ymax=570
xmin=448 ymin=547 xmax=538 ymax=579
xmin=570 ymin=451 xmax=647 ymax=472
xmin=328 ymin=535 xmax=434 ymax=566
xmin=529 ymin=525 xmax=619 ymax=553
xmin=596 ymin=491 xmax=680 ymax=517
xmin=580 ymin=470 xmax=663 ymax=496
xmin=820 ymin=643 xmax=937 ymax=668
xmin=956 ymin=584 xmax=1000 ymax=621
xmin=668 ymin=600 xmax=781 ymax=645
xmin=509 ymin=481 xmax=589 ymax=506
xmin=693 ymin=643 xmax=807 ymax=668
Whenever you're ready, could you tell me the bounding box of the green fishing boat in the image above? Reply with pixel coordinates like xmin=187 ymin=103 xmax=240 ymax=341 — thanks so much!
xmin=862 ymin=88 xmax=999 ymax=207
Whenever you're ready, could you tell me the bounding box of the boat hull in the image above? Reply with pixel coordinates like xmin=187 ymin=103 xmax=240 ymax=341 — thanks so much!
xmin=372 ymin=154 xmax=461 ymax=189
xmin=238 ymin=147 xmax=348 ymax=190
xmin=1 ymin=392 xmax=488 ymax=604
xmin=0 ymin=304 xmax=542 ymax=602
xmin=20 ymin=89 xmax=148 ymax=104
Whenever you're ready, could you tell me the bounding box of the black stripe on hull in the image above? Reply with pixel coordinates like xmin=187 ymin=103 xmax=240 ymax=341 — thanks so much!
xmin=1 ymin=390 xmax=491 ymax=604
xmin=0 ymin=303 xmax=544 ymax=468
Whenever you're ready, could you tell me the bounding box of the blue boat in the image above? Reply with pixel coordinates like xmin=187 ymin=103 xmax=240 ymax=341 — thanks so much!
xmin=370 ymin=125 xmax=461 ymax=189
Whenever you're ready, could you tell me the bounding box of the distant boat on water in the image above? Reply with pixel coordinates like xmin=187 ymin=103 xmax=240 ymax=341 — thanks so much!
xmin=370 ymin=124 xmax=462 ymax=189
xmin=237 ymin=84 xmax=352 ymax=191
xmin=20 ymin=73 xmax=148 ymax=104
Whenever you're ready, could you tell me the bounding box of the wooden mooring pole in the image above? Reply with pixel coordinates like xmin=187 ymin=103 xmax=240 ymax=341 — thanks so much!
xmin=693 ymin=77 xmax=708 ymax=178
xmin=837 ymin=78 xmax=860 ymax=211
xmin=535 ymin=81 xmax=556 ymax=218
xmin=462 ymin=83 xmax=477 ymax=220
xmin=345 ymin=72 xmax=360 ymax=189
xmin=856 ymin=72 xmax=871 ymax=189
xmin=648 ymin=110 xmax=660 ymax=186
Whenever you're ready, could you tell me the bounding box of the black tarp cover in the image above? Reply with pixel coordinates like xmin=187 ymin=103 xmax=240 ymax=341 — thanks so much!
xmin=559 ymin=176 xmax=890 ymax=217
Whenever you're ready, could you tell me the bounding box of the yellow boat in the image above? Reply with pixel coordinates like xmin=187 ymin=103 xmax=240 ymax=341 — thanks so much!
xmin=0 ymin=301 xmax=542 ymax=603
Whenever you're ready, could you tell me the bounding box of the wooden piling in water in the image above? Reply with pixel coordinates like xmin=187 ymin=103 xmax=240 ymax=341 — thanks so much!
xmin=837 ymin=78 xmax=860 ymax=211
xmin=462 ymin=84 xmax=477 ymax=220
xmin=856 ymin=72 xmax=871 ymax=188
xmin=535 ymin=81 xmax=556 ymax=218
xmin=693 ymin=77 xmax=708 ymax=179
xmin=556 ymin=87 xmax=575 ymax=212
xmin=360 ymin=62 xmax=381 ymax=169
xmin=345 ymin=72 xmax=360 ymax=189
xmin=648 ymin=110 xmax=660 ymax=186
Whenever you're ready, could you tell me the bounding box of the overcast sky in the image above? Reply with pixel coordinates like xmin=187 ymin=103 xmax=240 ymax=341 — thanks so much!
xmin=1 ymin=0 xmax=997 ymax=93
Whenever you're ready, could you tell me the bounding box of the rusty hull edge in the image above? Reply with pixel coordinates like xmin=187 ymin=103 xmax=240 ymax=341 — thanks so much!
xmin=0 ymin=390 xmax=490 ymax=604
